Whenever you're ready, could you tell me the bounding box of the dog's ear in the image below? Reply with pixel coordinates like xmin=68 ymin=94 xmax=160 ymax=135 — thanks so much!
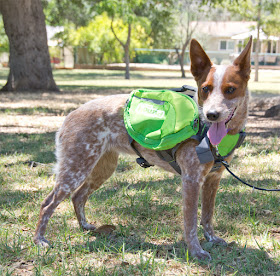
xmin=190 ymin=39 xmax=212 ymax=81
xmin=233 ymin=36 xmax=252 ymax=80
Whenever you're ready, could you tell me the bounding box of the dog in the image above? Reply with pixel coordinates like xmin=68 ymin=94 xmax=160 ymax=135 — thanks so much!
xmin=34 ymin=37 xmax=252 ymax=260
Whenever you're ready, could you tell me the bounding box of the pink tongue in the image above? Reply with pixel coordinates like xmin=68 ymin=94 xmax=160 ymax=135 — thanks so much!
xmin=207 ymin=121 xmax=227 ymax=145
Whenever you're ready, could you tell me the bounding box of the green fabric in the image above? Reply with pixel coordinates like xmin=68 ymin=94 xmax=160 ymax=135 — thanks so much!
xmin=124 ymin=89 xmax=199 ymax=150
xmin=217 ymin=132 xmax=240 ymax=156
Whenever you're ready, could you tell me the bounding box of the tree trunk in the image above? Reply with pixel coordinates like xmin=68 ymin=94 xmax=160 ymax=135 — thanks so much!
xmin=180 ymin=42 xmax=189 ymax=78
xmin=176 ymin=48 xmax=186 ymax=78
xmin=254 ymin=0 xmax=262 ymax=82
xmin=0 ymin=0 xmax=58 ymax=91
xmin=179 ymin=55 xmax=186 ymax=78
xmin=124 ymin=24 xmax=131 ymax=80
xmin=124 ymin=45 xmax=130 ymax=80
xmin=111 ymin=21 xmax=131 ymax=80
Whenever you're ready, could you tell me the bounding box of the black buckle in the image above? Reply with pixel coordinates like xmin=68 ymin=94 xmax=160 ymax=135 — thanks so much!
xmin=210 ymin=158 xmax=230 ymax=172
xmin=210 ymin=160 xmax=223 ymax=172
xmin=136 ymin=157 xmax=152 ymax=168
xmin=170 ymin=85 xmax=197 ymax=93
xmin=221 ymin=160 xmax=229 ymax=167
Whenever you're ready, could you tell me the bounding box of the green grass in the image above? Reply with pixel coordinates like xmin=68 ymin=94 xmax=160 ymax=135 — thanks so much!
xmin=1 ymin=67 xmax=280 ymax=96
xmin=0 ymin=68 xmax=279 ymax=275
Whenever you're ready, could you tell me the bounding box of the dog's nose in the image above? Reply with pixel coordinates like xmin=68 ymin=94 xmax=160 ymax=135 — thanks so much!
xmin=206 ymin=110 xmax=220 ymax=121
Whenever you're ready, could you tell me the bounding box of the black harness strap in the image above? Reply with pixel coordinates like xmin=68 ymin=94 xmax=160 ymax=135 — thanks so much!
xmin=155 ymin=144 xmax=182 ymax=175
xmin=128 ymin=135 xmax=154 ymax=168
xmin=170 ymin=85 xmax=197 ymax=94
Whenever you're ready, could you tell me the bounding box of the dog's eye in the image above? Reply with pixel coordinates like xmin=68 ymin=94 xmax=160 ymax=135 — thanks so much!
xmin=225 ymin=87 xmax=236 ymax=94
xmin=202 ymin=86 xmax=209 ymax=93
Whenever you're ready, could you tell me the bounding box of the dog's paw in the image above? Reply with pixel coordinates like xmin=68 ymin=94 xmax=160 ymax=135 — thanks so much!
xmin=211 ymin=236 xmax=227 ymax=246
xmin=34 ymin=236 xmax=50 ymax=247
xmin=81 ymin=223 xmax=96 ymax=231
xmin=191 ymin=249 xmax=211 ymax=261
xmin=204 ymin=234 xmax=227 ymax=246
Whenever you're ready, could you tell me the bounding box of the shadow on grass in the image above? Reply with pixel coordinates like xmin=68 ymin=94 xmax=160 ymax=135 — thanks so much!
xmin=0 ymin=132 xmax=56 ymax=164
xmin=0 ymin=188 xmax=46 ymax=209
xmin=250 ymin=91 xmax=280 ymax=97
xmin=76 ymin=230 xmax=279 ymax=275
xmin=0 ymin=107 xmax=74 ymax=116
xmin=0 ymin=107 xmax=76 ymax=116
xmin=58 ymin=85 xmax=132 ymax=94
xmin=53 ymin=70 xmax=189 ymax=81
xmin=88 ymin=174 xmax=279 ymax=237
xmin=0 ymin=68 xmax=8 ymax=80
xmin=80 ymin=174 xmax=280 ymax=273
xmin=59 ymin=84 xmax=187 ymax=93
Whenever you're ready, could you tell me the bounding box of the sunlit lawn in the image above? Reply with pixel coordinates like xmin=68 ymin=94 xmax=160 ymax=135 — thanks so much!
xmin=0 ymin=67 xmax=280 ymax=96
xmin=0 ymin=67 xmax=279 ymax=275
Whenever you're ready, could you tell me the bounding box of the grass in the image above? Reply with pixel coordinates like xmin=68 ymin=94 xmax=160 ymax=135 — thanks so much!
xmin=1 ymin=67 xmax=280 ymax=96
xmin=0 ymin=68 xmax=280 ymax=275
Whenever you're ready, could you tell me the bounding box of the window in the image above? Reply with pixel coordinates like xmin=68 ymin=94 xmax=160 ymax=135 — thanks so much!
xmin=219 ymin=40 xmax=235 ymax=51
xmin=267 ymin=41 xmax=271 ymax=53
xmin=272 ymin=41 xmax=276 ymax=53
xmin=220 ymin=41 xmax=227 ymax=50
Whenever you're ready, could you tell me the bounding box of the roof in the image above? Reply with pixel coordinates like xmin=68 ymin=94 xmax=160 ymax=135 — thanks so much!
xmin=191 ymin=21 xmax=257 ymax=38
xmin=232 ymin=29 xmax=279 ymax=41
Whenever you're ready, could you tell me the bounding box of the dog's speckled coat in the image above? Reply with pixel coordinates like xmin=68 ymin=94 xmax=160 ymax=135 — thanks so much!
xmin=34 ymin=38 xmax=252 ymax=260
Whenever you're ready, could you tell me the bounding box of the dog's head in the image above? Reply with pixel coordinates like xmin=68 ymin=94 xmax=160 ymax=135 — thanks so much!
xmin=190 ymin=37 xmax=252 ymax=145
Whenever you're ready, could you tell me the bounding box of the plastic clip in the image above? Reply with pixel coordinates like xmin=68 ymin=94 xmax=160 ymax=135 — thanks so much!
xmin=221 ymin=160 xmax=229 ymax=168
xmin=136 ymin=157 xmax=151 ymax=168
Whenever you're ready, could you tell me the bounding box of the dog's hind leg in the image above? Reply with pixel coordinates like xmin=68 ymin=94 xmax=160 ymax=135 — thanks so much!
xmin=34 ymin=149 xmax=105 ymax=246
xmin=71 ymin=150 xmax=119 ymax=231
xmin=200 ymin=170 xmax=227 ymax=245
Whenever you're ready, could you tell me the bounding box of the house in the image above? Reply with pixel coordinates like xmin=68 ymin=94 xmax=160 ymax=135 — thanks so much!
xmin=192 ymin=21 xmax=280 ymax=65
xmin=46 ymin=26 xmax=74 ymax=68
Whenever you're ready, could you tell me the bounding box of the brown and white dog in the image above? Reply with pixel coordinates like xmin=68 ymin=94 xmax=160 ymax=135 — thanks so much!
xmin=34 ymin=38 xmax=252 ymax=260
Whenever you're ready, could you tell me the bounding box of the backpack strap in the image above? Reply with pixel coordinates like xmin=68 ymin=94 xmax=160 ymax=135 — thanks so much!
xmin=155 ymin=144 xmax=182 ymax=175
xmin=128 ymin=135 xmax=154 ymax=168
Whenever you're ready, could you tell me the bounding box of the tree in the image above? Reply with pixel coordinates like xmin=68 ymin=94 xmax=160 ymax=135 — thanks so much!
xmin=172 ymin=0 xmax=223 ymax=78
xmin=43 ymin=0 xmax=95 ymax=27
xmin=111 ymin=18 xmax=132 ymax=80
xmin=0 ymin=0 xmax=58 ymax=91
xmin=173 ymin=0 xmax=202 ymax=78
xmin=99 ymin=0 xmax=174 ymax=79
xmin=66 ymin=13 xmax=150 ymax=65
xmin=98 ymin=0 xmax=143 ymax=79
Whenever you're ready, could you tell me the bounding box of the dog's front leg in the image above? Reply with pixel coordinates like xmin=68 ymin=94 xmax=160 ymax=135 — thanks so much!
xmin=182 ymin=173 xmax=211 ymax=260
xmin=201 ymin=170 xmax=227 ymax=245
xmin=176 ymin=141 xmax=212 ymax=260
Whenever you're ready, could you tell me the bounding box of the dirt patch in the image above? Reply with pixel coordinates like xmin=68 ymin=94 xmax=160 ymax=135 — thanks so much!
xmin=248 ymin=96 xmax=280 ymax=137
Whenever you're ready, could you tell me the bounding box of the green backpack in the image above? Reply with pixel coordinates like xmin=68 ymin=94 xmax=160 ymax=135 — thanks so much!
xmin=124 ymin=89 xmax=199 ymax=151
